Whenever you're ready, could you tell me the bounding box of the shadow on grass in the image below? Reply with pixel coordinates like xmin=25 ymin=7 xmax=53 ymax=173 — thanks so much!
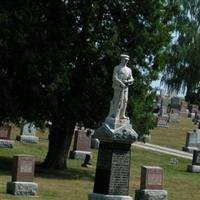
xmin=0 ymin=156 xmax=13 ymax=175
xmin=35 ymin=164 xmax=95 ymax=181
xmin=0 ymin=156 xmax=95 ymax=181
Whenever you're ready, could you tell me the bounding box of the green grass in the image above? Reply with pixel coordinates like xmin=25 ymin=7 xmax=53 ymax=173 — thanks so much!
xmin=0 ymin=115 xmax=200 ymax=200
xmin=150 ymin=113 xmax=197 ymax=150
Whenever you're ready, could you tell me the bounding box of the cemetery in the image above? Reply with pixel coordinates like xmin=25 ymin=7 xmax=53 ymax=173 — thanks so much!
xmin=0 ymin=109 xmax=200 ymax=199
xmin=1 ymin=1 xmax=200 ymax=200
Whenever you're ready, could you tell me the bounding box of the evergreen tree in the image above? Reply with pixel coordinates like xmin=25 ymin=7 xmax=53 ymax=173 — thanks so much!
xmin=0 ymin=0 xmax=178 ymax=169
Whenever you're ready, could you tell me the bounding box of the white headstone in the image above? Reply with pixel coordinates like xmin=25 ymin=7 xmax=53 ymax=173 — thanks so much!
xmin=22 ymin=123 xmax=36 ymax=136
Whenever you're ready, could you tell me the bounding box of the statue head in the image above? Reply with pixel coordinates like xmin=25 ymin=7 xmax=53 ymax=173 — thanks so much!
xmin=120 ymin=54 xmax=129 ymax=65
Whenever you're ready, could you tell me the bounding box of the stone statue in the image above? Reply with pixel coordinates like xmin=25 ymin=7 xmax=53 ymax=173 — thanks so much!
xmin=108 ymin=54 xmax=134 ymax=121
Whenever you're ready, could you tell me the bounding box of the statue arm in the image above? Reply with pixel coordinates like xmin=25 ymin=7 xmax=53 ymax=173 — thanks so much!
xmin=113 ymin=67 xmax=126 ymax=88
xmin=124 ymin=68 xmax=134 ymax=86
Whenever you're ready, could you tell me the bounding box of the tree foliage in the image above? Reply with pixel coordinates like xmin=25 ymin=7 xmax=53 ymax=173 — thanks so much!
xmin=162 ymin=0 xmax=200 ymax=102
xmin=0 ymin=0 xmax=178 ymax=169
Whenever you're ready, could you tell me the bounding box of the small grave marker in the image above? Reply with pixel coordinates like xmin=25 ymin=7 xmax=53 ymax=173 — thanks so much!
xmin=135 ymin=166 xmax=168 ymax=200
xmin=140 ymin=166 xmax=164 ymax=190
xmin=170 ymin=157 xmax=179 ymax=165
xmin=0 ymin=125 xmax=14 ymax=148
xmin=7 ymin=155 xmax=38 ymax=196
xmin=70 ymin=126 xmax=92 ymax=160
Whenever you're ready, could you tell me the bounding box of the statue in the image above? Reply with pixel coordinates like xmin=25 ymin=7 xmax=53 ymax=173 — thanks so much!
xmin=107 ymin=54 xmax=134 ymax=121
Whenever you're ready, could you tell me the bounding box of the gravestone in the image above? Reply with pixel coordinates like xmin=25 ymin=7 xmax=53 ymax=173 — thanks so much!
xmin=170 ymin=97 xmax=181 ymax=109
xmin=157 ymin=116 xmax=169 ymax=128
xmin=182 ymin=130 xmax=200 ymax=153
xmin=170 ymin=157 xmax=179 ymax=166
xmin=156 ymin=96 xmax=169 ymax=128
xmin=16 ymin=122 xmax=39 ymax=143
xmin=181 ymin=101 xmax=188 ymax=113
xmin=193 ymin=111 xmax=200 ymax=124
xmin=187 ymin=150 xmax=200 ymax=172
xmin=70 ymin=127 xmax=92 ymax=160
xmin=190 ymin=104 xmax=199 ymax=113
xmin=7 ymin=155 xmax=38 ymax=196
xmin=135 ymin=166 xmax=168 ymax=200
xmin=0 ymin=125 xmax=15 ymax=148
xmin=162 ymin=98 xmax=170 ymax=114
xmin=169 ymin=108 xmax=181 ymax=122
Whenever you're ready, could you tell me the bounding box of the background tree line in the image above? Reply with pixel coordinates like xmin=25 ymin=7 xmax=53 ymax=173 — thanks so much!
xmin=0 ymin=0 xmax=182 ymax=169
xmin=162 ymin=0 xmax=200 ymax=104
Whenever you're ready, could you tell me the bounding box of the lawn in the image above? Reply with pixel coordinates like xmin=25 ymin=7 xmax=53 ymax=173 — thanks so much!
xmin=0 ymin=115 xmax=200 ymax=200
xmin=150 ymin=113 xmax=197 ymax=150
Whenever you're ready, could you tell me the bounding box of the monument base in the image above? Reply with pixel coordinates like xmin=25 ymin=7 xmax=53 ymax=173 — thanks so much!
xmin=187 ymin=164 xmax=200 ymax=172
xmin=16 ymin=135 xmax=39 ymax=143
xmin=182 ymin=146 xmax=198 ymax=153
xmin=88 ymin=192 xmax=133 ymax=200
xmin=7 ymin=181 xmax=38 ymax=196
xmin=0 ymin=139 xmax=15 ymax=148
xmin=69 ymin=150 xmax=92 ymax=160
xmin=135 ymin=189 xmax=168 ymax=200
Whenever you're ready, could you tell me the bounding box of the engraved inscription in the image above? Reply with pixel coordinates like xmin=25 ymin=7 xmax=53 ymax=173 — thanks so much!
xmin=147 ymin=173 xmax=162 ymax=185
xmin=20 ymin=160 xmax=33 ymax=173
xmin=109 ymin=150 xmax=130 ymax=195
xmin=75 ymin=130 xmax=91 ymax=151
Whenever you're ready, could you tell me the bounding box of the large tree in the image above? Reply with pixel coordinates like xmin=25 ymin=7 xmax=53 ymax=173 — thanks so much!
xmin=162 ymin=0 xmax=200 ymax=102
xmin=0 ymin=0 xmax=178 ymax=169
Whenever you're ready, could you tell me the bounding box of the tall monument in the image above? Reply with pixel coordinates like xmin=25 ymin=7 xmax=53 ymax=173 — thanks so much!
xmin=89 ymin=54 xmax=138 ymax=200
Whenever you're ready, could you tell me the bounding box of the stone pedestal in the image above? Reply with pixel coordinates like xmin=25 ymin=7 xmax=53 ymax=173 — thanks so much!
xmin=0 ymin=139 xmax=15 ymax=148
xmin=135 ymin=189 xmax=168 ymax=200
xmin=88 ymin=118 xmax=138 ymax=200
xmin=16 ymin=135 xmax=39 ymax=143
xmin=7 ymin=182 xmax=38 ymax=196
xmin=70 ymin=150 xmax=92 ymax=160
xmin=187 ymin=150 xmax=200 ymax=172
xmin=93 ymin=141 xmax=131 ymax=195
xmin=187 ymin=165 xmax=200 ymax=172
xmin=89 ymin=192 xmax=133 ymax=200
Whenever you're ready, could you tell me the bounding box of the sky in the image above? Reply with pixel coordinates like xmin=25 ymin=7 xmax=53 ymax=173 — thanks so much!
xmin=150 ymin=79 xmax=186 ymax=97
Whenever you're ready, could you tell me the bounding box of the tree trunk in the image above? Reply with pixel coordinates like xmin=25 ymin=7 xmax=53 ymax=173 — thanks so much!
xmin=41 ymin=120 xmax=75 ymax=170
xmin=185 ymin=84 xmax=192 ymax=103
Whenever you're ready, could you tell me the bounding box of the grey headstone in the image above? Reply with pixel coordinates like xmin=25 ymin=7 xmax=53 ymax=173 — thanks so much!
xmin=183 ymin=131 xmax=200 ymax=152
